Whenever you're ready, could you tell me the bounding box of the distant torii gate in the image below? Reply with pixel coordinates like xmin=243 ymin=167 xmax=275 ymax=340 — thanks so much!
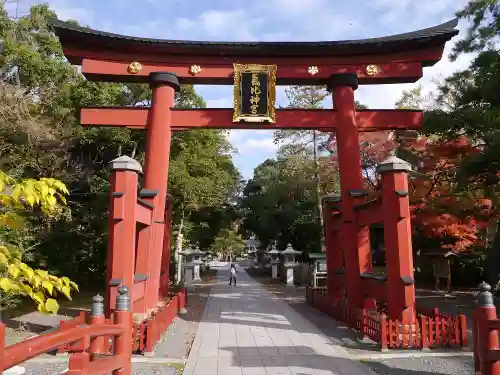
xmin=51 ymin=18 xmax=458 ymax=327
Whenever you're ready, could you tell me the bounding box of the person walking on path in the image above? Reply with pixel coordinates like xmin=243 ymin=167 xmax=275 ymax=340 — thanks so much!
xmin=229 ymin=263 xmax=237 ymax=286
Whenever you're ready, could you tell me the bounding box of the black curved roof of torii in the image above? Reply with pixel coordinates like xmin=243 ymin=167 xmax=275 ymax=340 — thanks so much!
xmin=50 ymin=18 xmax=459 ymax=59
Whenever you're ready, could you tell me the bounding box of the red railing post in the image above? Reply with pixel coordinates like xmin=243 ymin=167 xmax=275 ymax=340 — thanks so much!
xmin=90 ymin=294 xmax=106 ymax=356
xmin=67 ymin=352 xmax=90 ymax=374
xmin=475 ymin=282 xmax=500 ymax=375
xmin=380 ymin=313 xmax=388 ymax=351
xmin=114 ymin=286 xmax=133 ymax=375
xmin=459 ymin=314 xmax=467 ymax=348
xmin=361 ymin=308 xmax=367 ymax=339
xmin=145 ymin=317 xmax=156 ymax=354
xmin=0 ymin=323 xmax=4 ymax=367
xmin=420 ymin=315 xmax=429 ymax=350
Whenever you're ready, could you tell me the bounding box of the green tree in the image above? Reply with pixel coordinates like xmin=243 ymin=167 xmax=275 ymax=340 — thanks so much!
xmin=274 ymin=86 xmax=330 ymax=247
xmin=0 ymin=4 xmax=241 ymax=290
xmin=210 ymin=227 xmax=245 ymax=261
xmin=451 ymin=0 xmax=500 ymax=58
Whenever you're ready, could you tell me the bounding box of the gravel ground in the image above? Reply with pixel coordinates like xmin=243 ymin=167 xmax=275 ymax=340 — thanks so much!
xmin=153 ymin=284 xmax=211 ymax=359
xmin=21 ymin=362 xmax=182 ymax=375
xmin=363 ymin=356 xmax=474 ymax=375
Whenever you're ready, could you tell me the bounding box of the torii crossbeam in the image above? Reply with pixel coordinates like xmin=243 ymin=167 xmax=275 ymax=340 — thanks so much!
xmin=80 ymin=107 xmax=423 ymax=131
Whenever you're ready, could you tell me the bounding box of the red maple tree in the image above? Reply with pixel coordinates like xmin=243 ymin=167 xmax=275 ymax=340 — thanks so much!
xmin=401 ymin=135 xmax=492 ymax=253
xmin=328 ymin=131 xmax=494 ymax=253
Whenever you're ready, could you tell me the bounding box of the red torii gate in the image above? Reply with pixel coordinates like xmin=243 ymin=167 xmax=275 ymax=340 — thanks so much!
xmin=50 ymin=18 xmax=458 ymax=329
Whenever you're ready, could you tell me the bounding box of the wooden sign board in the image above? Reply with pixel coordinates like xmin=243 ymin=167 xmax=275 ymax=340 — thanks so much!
xmin=233 ymin=64 xmax=277 ymax=123
xmin=316 ymin=259 xmax=327 ymax=273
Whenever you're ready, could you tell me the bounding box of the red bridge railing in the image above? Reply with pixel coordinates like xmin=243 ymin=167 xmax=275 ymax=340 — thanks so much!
xmin=0 ymin=286 xmax=133 ymax=374
xmin=54 ymin=286 xmax=187 ymax=356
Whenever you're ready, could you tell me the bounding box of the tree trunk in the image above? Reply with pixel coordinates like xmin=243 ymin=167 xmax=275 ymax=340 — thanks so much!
xmin=312 ymin=130 xmax=325 ymax=249
xmin=175 ymin=205 xmax=185 ymax=284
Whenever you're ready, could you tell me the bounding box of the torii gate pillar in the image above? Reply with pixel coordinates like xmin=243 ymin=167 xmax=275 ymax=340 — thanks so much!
xmin=329 ymin=74 xmax=375 ymax=310
xmin=139 ymin=72 xmax=179 ymax=313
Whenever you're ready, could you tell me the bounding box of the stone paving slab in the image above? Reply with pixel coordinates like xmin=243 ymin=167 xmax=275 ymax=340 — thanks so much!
xmin=182 ymin=263 xmax=377 ymax=375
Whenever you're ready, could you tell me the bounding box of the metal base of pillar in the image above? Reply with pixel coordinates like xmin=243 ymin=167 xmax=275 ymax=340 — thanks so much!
xmin=179 ymin=307 xmax=188 ymax=314
xmin=143 ymin=351 xmax=155 ymax=357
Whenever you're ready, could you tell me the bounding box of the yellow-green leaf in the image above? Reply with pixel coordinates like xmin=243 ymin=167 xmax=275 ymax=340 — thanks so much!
xmin=8 ymin=264 xmax=20 ymax=279
xmin=37 ymin=303 xmax=46 ymax=313
xmin=45 ymin=298 xmax=59 ymax=314
xmin=25 ymin=194 xmax=35 ymax=207
xmin=69 ymin=281 xmax=79 ymax=292
xmin=32 ymin=291 xmax=45 ymax=305
xmin=22 ymin=284 xmax=32 ymax=295
xmin=35 ymin=270 xmax=49 ymax=279
xmin=61 ymin=277 xmax=71 ymax=286
xmin=32 ymin=274 xmax=42 ymax=288
xmin=22 ymin=267 xmax=34 ymax=282
xmin=42 ymin=281 xmax=53 ymax=296
xmin=61 ymin=285 xmax=72 ymax=300
xmin=0 ymin=253 xmax=8 ymax=265
xmin=46 ymin=195 xmax=57 ymax=207
xmin=0 ymin=278 xmax=13 ymax=292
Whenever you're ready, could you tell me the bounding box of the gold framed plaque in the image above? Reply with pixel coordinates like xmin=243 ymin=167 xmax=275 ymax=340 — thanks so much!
xmin=233 ymin=63 xmax=277 ymax=123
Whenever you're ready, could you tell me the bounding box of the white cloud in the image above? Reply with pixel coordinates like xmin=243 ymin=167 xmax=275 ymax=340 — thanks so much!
xmin=237 ymin=137 xmax=278 ymax=154
xmin=205 ymin=98 xmax=232 ymax=108
xmin=228 ymin=130 xmax=278 ymax=154
xmin=356 ymin=19 xmax=476 ymax=109
xmin=173 ymin=9 xmax=263 ymax=41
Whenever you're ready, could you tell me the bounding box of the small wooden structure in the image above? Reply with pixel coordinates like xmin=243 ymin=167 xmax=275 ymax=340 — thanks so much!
xmin=309 ymin=253 xmax=327 ymax=287
xmin=425 ymin=250 xmax=466 ymax=294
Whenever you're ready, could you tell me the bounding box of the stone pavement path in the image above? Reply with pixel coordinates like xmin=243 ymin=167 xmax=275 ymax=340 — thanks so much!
xmin=182 ymin=264 xmax=377 ymax=375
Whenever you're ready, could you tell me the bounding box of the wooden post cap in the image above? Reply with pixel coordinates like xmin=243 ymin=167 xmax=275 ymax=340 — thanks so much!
xmin=109 ymin=155 xmax=143 ymax=173
xmin=376 ymin=155 xmax=412 ymax=174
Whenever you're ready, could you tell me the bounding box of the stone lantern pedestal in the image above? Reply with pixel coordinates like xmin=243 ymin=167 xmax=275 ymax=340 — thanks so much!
xmin=281 ymin=244 xmax=302 ymax=286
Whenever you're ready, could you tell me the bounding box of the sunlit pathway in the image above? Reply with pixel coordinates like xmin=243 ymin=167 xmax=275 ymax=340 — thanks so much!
xmin=183 ymin=263 xmax=377 ymax=375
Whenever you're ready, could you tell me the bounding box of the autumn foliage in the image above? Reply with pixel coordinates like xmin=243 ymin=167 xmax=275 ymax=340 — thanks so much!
xmin=329 ymin=130 xmax=493 ymax=254
xmin=401 ymin=135 xmax=492 ymax=253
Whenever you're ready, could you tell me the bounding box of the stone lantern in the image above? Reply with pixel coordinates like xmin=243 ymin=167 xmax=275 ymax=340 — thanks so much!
xmin=180 ymin=245 xmax=205 ymax=283
xmin=309 ymin=253 xmax=327 ymax=287
xmin=191 ymin=245 xmax=204 ymax=281
xmin=267 ymin=245 xmax=281 ymax=279
xmin=280 ymin=244 xmax=302 ymax=286
xmin=247 ymin=246 xmax=258 ymax=266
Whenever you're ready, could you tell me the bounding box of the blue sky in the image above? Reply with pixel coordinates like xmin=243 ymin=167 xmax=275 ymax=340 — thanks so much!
xmin=8 ymin=0 xmax=475 ymax=179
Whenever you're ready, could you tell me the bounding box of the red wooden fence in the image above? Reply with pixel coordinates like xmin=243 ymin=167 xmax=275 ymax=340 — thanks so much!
xmin=306 ymin=286 xmax=467 ymax=351
xmin=55 ymin=287 xmax=187 ymax=355
xmin=0 ymin=286 xmax=132 ymax=374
